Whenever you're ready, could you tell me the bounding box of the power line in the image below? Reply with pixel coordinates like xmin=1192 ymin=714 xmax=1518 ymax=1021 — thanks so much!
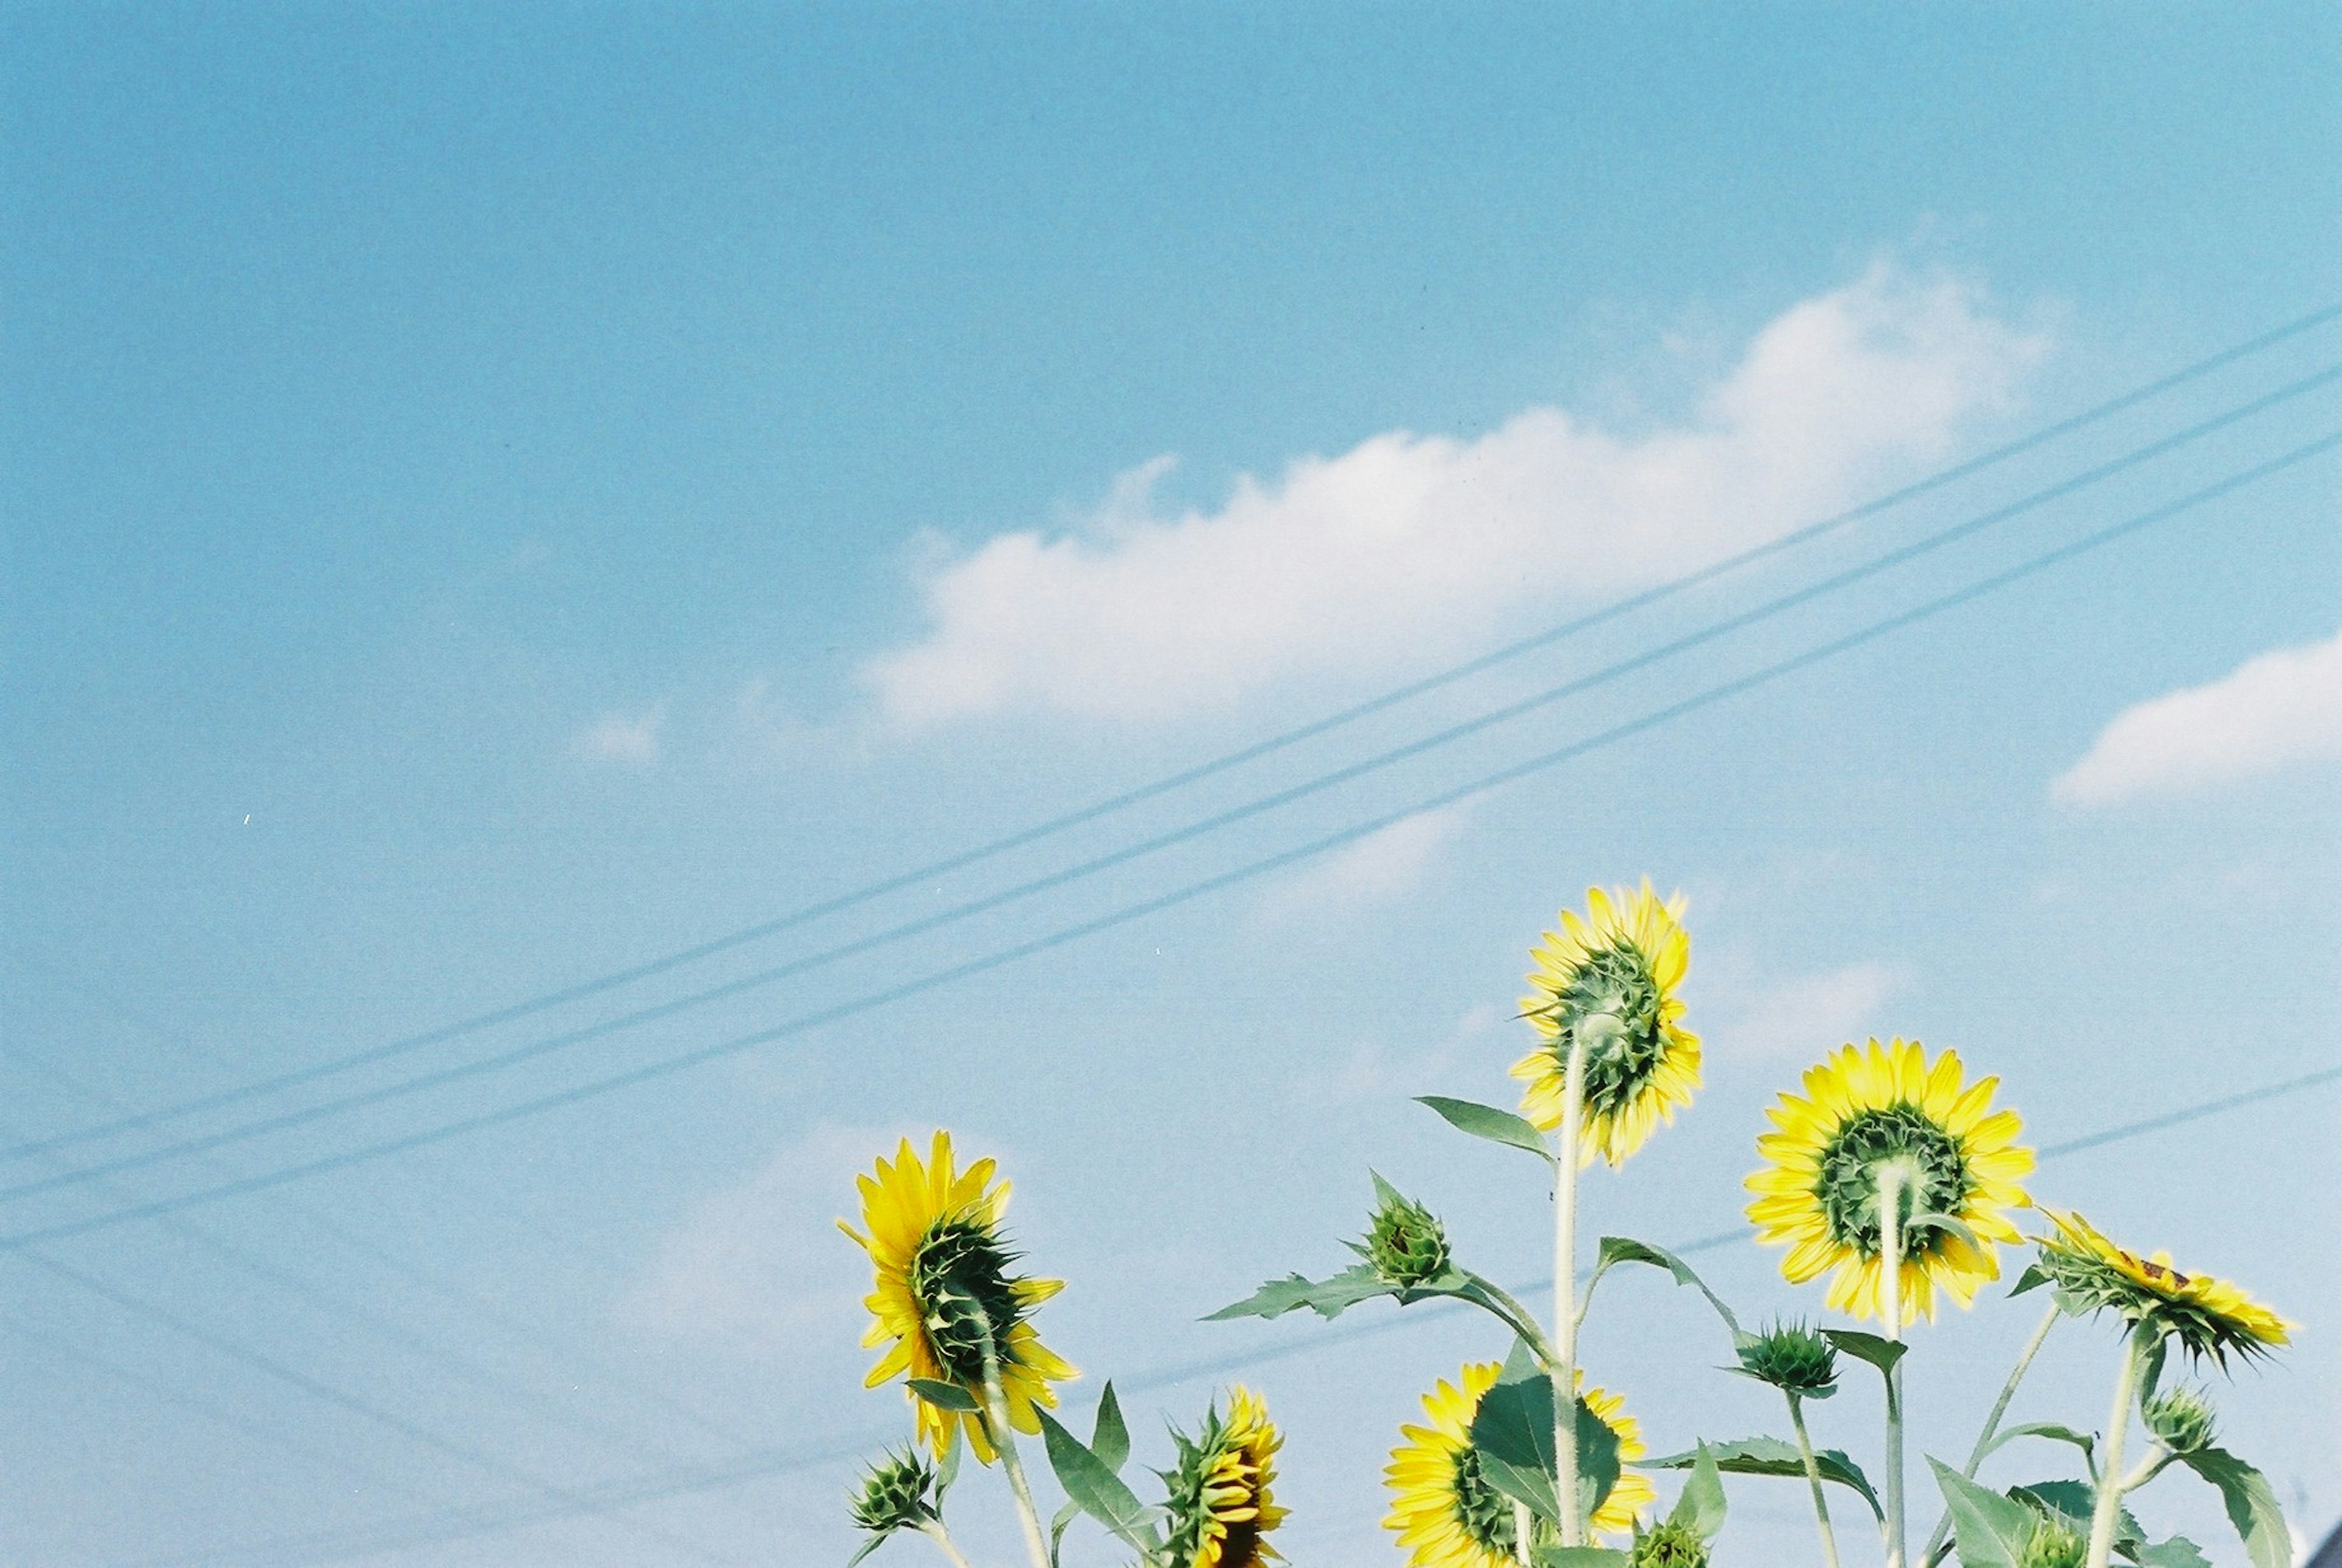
xmin=11 ymin=301 xmax=2336 ymax=1169
xmin=12 ymin=366 xmax=2337 ymax=1210
xmin=144 ymin=1058 xmax=2341 ymax=1566
xmin=12 ymin=426 xmax=2335 ymax=1254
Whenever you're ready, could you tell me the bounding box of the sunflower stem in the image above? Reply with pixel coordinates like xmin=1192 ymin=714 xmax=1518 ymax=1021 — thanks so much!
xmin=975 ymin=1334 xmax=1053 ymax=1568
xmin=917 ymin=1520 xmax=978 ymax=1568
xmin=1466 ymin=1274 xmax=1564 ymax=1369
xmin=1878 ymin=1162 xmax=1908 ymax=1568
xmin=2083 ymin=1330 xmax=2150 ymax=1568
xmin=1786 ymin=1392 xmax=1843 ymax=1568
xmin=1552 ymin=1028 xmax=1590 ymax=1548
xmin=1921 ymin=1300 xmax=2059 ymax=1567
xmin=1512 ymin=1500 xmax=1537 ymax=1566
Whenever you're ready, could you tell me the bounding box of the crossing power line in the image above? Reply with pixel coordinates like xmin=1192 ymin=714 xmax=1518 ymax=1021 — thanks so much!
xmin=9 ymin=424 xmax=2336 ymax=1254
xmin=7 ymin=301 xmax=2336 ymax=1169
xmin=6 ymin=365 xmax=2337 ymax=1213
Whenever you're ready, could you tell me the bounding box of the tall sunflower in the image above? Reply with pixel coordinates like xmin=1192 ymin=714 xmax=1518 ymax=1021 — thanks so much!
xmin=1511 ymin=882 xmax=1701 ymax=1167
xmin=1384 ymin=1362 xmax=1655 ymax=1567
xmin=1164 ymin=1386 xmax=1287 ymax=1568
xmin=1746 ymin=1039 xmax=2033 ymax=1323
xmin=2033 ymin=1208 xmax=2293 ymax=1366
xmin=838 ymin=1131 xmax=1076 ymax=1461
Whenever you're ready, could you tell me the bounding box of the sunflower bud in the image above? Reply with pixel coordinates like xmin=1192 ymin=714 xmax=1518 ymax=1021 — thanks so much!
xmin=849 ymin=1448 xmax=937 ymax=1537
xmin=1628 ymin=1518 xmax=1711 ymax=1568
xmin=2018 ymin=1508 xmax=2086 ymax=1568
xmin=2142 ymin=1385 xmax=2218 ymax=1454
xmin=1736 ymin=1319 xmax=1839 ymax=1397
xmin=1365 ymin=1188 xmax=1452 ymax=1289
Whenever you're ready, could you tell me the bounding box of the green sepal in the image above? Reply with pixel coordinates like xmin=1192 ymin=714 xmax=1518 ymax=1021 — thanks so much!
xmin=2010 ymin=1481 xmax=2141 ymax=1558
xmin=1035 ymin=1409 xmax=1161 ymax=1553
xmin=1644 ymin=1437 xmax=1883 ymax=1522
xmin=1469 ymin=1373 xmax=1622 ymax=1523
xmin=935 ymin=1433 xmax=962 ymax=1499
xmin=1090 ymin=1381 xmax=1130 ymax=1473
xmin=2132 ymin=1538 xmax=2212 ymax=1568
xmin=1415 ymin=1095 xmax=1555 ymax=1164
xmin=2177 ymin=1447 xmax=2288 ymax=1568
xmin=845 ymin=1537 xmax=887 ymax=1568
xmin=2137 ymin=1334 xmax=2170 ymax=1405
xmin=1666 ymin=1441 xmax=1728 ymax=1541
xmin=1927 ymin=1458 xmax=2036 ymax=1568
xmin=907 ymin=1378 xmax=981 ymax=1412
xmin=1821 ymin=1328 xmax=1907 ymax=1377
xmin=1590 ymin=1236 xmax=1747 ymax=1344
xmin=1531 ymin=1551 xmax=1631 ymax=1567
xmin=1980 ymin=1422 xmax=2097 ymax=1477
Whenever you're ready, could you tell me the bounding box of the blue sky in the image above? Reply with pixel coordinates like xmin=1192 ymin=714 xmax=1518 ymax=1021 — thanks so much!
xmin=2 ymin=6 xmax=2338 ymax=1566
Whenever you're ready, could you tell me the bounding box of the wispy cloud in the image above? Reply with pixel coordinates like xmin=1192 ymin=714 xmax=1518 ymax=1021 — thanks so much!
xmin=571 ymin=706 xmax=664 ymax=766
xmin=1713 ymin=961 xmax=1910 ymax=1060
xmin=1252 ymin=807 xmax=1468 ymax=926
xmin=2052 ymin=628 xmax=2342 ymax=807
xmin=862 ymin=264 xmax=2042 ymax=729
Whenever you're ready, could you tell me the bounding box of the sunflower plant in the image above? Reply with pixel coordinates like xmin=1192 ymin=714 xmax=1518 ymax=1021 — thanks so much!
xmin=837 ymin=880 xmax=2296 ymax=1568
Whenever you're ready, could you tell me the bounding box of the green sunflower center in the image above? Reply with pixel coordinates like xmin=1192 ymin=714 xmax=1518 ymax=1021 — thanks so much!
xmin=1812 ymin=1104 xmax=1971 ymax=1258
xmin=1549 ymin=940 xmax=1668 ymax=1119
xmin=909 ymin=1215 xmax=1026 ymax=1384
xmin=1449 ymin=1442 xmax=1519 ymax=1556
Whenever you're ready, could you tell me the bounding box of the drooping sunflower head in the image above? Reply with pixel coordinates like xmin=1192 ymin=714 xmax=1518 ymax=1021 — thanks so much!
xmin=1744 ymin=1039 xmax=2033 ymax=1323
xmin=848 ymin=1447 xmax=938 ymax=1538
xmin=1510 ymin=881 xmax=1701 ymax=1167
xmin=1383 ymin=1362 xmax=1523 ymax=1568
xmin=2032 ymin=1208 xmax=2293 ymax=1368
xmin=838 ymin=1131 xmax=1076 ymax=1461
xmin=1163 ymin=1386 xmax=1287 ymax=1568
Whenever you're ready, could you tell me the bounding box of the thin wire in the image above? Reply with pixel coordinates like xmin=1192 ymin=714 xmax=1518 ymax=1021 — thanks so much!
xmin=13 ymin=365 xmax=2337 ymax=1208
xmin=141 ymin=1059 xmax=2342 ymax=1566
xmin=12 ymin=300 xmax=2336 ymax=1167
xmin=13 ymin=427 xmax=2336 ymax=1254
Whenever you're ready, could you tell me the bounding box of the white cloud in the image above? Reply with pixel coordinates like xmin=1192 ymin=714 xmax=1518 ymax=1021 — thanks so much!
xmin=1716 ymin=962 xmax=1910 ymax=1059
xmin=864 ymin=265 xmax=2041 ymax=728
xmin=1252 ymin=806 xmax=1467 ymax=926
xmin=2052 ymin=628 xmax=2342 ymax=807
xmin=571 ymin=706 xmax=664 ymax=766
xmin=616 ymin=1125 xmax=901 ymax=1359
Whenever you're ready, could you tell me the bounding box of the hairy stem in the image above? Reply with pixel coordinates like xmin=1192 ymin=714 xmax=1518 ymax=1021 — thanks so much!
xmin=1880 ymin=1163 xmax=1908 ymax=1568
xmin=1468 ymin=1274 xmax=1564 ymax=1368
xmin=1787 ymin=1392 xmax=1843 ymax=1568
xmin=1552 ymin=1031 xmax=1589 ymax=1548
xmin=918 ymin=1520 xmax=978 ymax=1568
xmin=1922 ymin=1300 xmax=2059 ymax=1567
xmin=977 ymin=1336 xmax=1053 ymax=1568
xmin=2085 ymin=1331 xmax=2150 ymax=1568
xmin=1513 ymin=1500 xmax=1537 ymax=1567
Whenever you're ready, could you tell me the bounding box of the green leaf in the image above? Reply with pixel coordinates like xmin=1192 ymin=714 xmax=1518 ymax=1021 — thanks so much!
xmin=1203 ymin=1263 xmax=1392 ymax=1321
xmin=1090 ymin=1381 xmax=1130 ymax=1473
xmin=2133 ymin=1538 xmax=2212 ymax=1568
xmin=934 ymin=1432 xmax=962 ymax=1498
xmin=906 ymin=1378 xmax=980 ymax=1412
xmin=1530 ymin=1550 xmax=1631 ymax=1567
xmin=1980 ymin=1422 xmax=2096 ymax=1470
xmin=2010 ymin=1262 xmax=2052 ymax=1297
xmin=1645 ymin=1437 xmax=1883 ymax=1522
xmin=1036 ymin=1409 xmax=1160 ymax=1553
xmin=1590 ymin=1236 xmax=1746 ymax=1341
xmin=1927 ymin=1458 xmax=2036 ymax=1568
xmin=1048 ymin=1498 xmax=1080 ymax=1568
xmin=2179 ymin=1448 xmax=2288 ymax=1568
xmin=1416 ymin=1095 xmax=1555 ymax=1163
xmin=1822 ymin=1328 xmax=1908 ymax=1378
xmin=1667 ymin=1441 xmax=1728 ymax=1541
xmin=1498 ymin=1334 xmax=1543 ymax=1387
xmin=1467 ymin=1375 xmax=1622 ymax=1524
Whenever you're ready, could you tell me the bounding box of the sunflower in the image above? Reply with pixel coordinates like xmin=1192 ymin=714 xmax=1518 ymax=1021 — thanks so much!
xmin=1511 ymin=882 xmax=1701 ymax=1167
xmin=1164 ymin=1386 xmax=1287 ymax=1568
xmin=2032 ymin=1208 xmax=2293 ymax=1366
xmin=1384 ymin=1362 xmax=1654 ymax=1567
xmin=1746 ymin=1039 xmax=2032 ymax=1323
xmin=838 ymin=1131 xmax=1076 ymax=1461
